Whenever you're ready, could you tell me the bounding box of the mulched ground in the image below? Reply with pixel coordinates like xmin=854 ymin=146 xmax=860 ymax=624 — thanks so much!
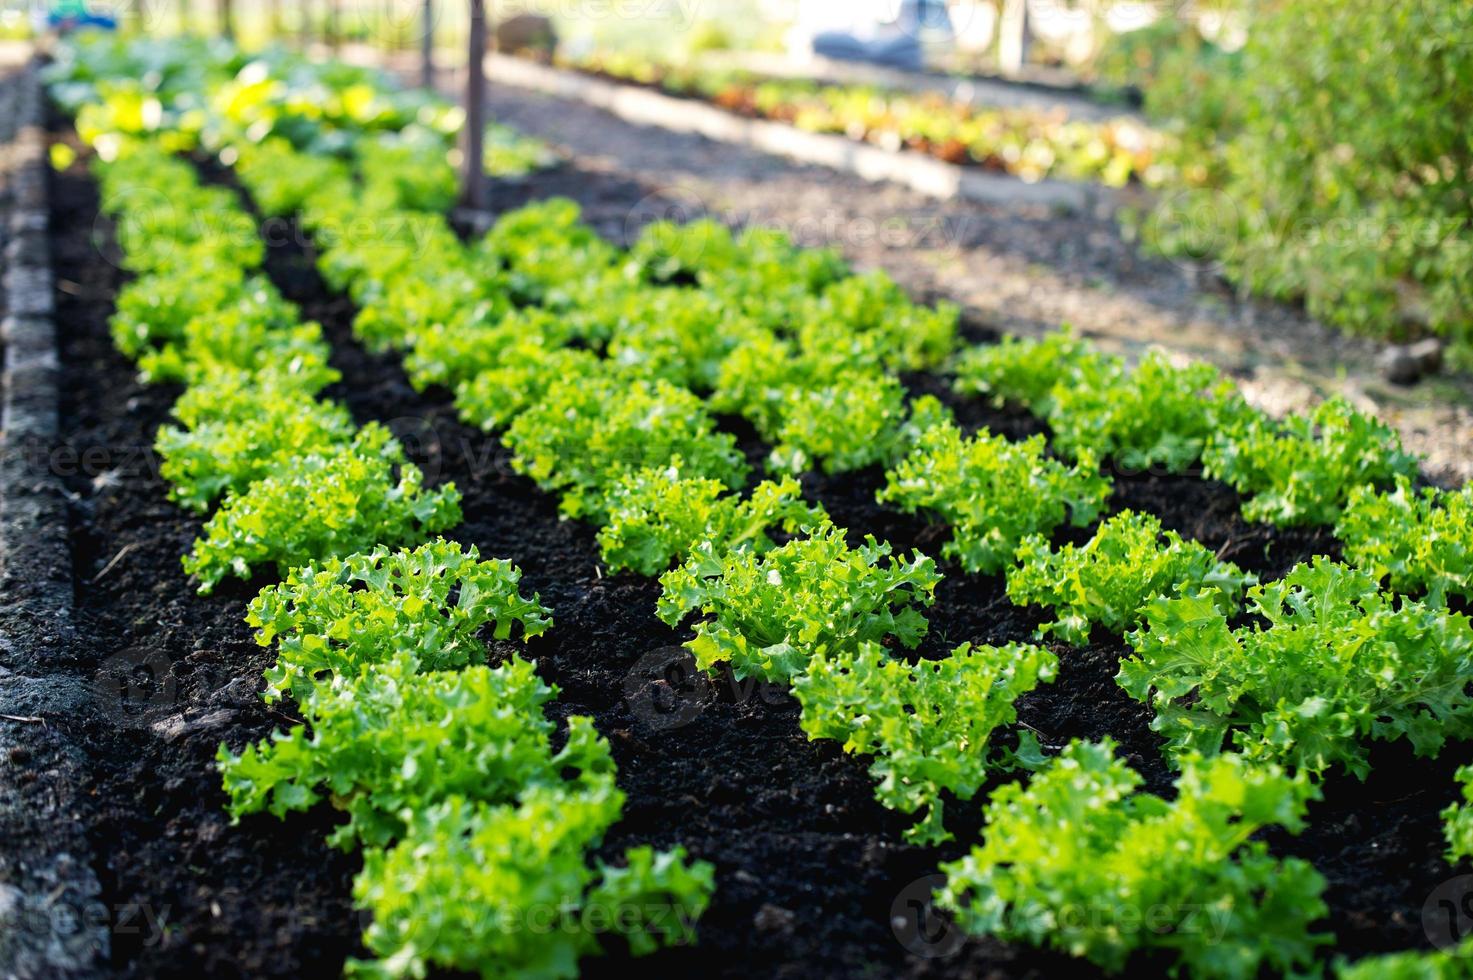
xmin=47 ymin=119 xmax=1473 ymax=978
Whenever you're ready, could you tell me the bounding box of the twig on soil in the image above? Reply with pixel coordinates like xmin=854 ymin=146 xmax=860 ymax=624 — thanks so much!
xmin=90 ymin=542 xmax=137 ymax=582
xmin=0 ymin=714 xmax=45 ymax=725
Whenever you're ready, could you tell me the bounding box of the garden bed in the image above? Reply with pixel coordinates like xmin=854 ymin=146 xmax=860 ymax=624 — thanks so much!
xmin=42 ymin=106 xmax=1472 ymax=979
xmin=483 ymin=54 xmax=1106 ymax=211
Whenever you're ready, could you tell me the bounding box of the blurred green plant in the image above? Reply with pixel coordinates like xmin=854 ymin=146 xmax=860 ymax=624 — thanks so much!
xmin=1141 ymin=0 xmax=1473 ymax=364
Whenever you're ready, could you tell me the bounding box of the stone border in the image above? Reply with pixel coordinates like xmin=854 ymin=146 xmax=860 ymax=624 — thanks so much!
xmin=485 ymin=54 xmax=1102 ymax=213
xmin=0 ymin=55 xmax=110 ymax=979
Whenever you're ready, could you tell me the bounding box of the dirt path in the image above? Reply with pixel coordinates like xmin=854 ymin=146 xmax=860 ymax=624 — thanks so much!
xmin=452 ymin=72 xmax=1472 ymax=486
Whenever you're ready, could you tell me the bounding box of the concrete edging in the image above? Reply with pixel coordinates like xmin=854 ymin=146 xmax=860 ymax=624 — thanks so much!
xmin=485 ymin=53 xmax=1102 ymax=212
xmin=0 ymin=55 xmax=110 ymax=980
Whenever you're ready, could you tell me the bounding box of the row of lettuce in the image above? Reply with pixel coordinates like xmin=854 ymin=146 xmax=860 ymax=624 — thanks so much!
xmin=238 ymin=129 xmax=1473 ymax=978
xmin=84 ymin=117 xmax=713 ymax=980
xmin=573 ymin=1 xmax=1473 ymax=364
xmin=58 ymin=35 xmax=1473 ymax=979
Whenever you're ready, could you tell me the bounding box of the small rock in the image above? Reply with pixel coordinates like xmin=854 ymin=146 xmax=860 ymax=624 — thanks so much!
xmin=1377 ymin=345 xmax=1424 ymax=385
xmin=1378 ymin=337 xmax=1446 ymax=385
xmin=753 ymin=903 xmax=797 ymax=934
xmin=1409 ymin=337 xmax=1445 ymax=374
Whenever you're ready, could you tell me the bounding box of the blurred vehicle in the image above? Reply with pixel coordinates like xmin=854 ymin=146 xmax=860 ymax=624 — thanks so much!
xmin=40 ymin=0 xmax=116 ymax=33
xmin=792 ymin=0 xmax=955 ymax=71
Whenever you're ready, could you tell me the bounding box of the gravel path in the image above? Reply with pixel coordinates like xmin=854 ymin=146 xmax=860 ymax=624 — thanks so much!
xmin=459 ymin=74 xmax=1473 ymax=486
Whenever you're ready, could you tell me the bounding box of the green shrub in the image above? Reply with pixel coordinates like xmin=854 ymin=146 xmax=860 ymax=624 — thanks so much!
xmin=1143 ymin=1 xmax=1473 ymax=359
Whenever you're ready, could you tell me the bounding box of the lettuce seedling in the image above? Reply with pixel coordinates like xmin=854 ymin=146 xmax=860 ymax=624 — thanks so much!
xmin=247 ymin=539 xmax=551 ymax=703
xmin=1337 ymin=477 xmax=1473 ymax=602
xmin=1204 ymin=397 xmax=1419 ymax=526
xmin=1047 ymin=350 xmax=1254 ymax=474
xmin=795 ymin=640 xmax=1056 ymax=844
xmin=454 ymin=344 xmax=606 ymax=433
xmin=1443 ymin=765 xmax=1473 ymax=864
xmin=951 ymin=326 xmax=1114 ymax=414
xmin=606 ymin=289 xmax=772 ymax=393
xmin=136 ymin=289 xmax=336 ymax=390
xmin=597 ymin=462 xmax=828 ymax=576
xmin=657 ymin=523 xmax=941 ymax=683
xmin=110 ymin=264 xmax=248 ymax=360
xmin=183 ymin=425 xmax=462 ymax=593
xmin=878 ymin=418 xmax=1110 ymax=574
xmin=352 ymin=784 xmax=713 ymax=979
xmin=219 ymin=654 xmax=593 ymax=849
xmin=505 ymin=376 xmax=748 ymax=523
xmin=1121 ymin=558 xmax=1473 ymax=777
xmin=405 ymin=306 xmax=571 ymax=391
xmin=156 ymin=393 xmax=357 ymax=512
xmin=1008 ymin=510 xmax=1256 ymax=645
xmin=936 ymin=740 xmax=1329 ymax=978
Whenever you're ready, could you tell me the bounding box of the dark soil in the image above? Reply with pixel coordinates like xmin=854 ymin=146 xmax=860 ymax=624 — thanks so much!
xmin=46 ymin=119 xmax=1473 ymax=980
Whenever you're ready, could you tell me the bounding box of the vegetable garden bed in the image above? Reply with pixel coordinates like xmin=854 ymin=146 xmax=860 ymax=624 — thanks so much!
xmin=481 ymin=54 xmax=1105 ymax=211
xmin=16 ymin=34 xmax=1473 ymax=980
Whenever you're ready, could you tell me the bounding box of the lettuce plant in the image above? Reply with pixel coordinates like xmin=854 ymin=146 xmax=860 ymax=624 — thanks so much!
xmin=936 ymin=741 xmax=1328 ymax=978
xmin=794 ymin=270 xmax=957 ymax=372
xmin=605 ymin=289 xmax=771 ymax=392
xmin=656 ymin=523 xmax=940 ymax=683
xmin=1120 ymin=558 xmax=1473 ymax=777
xmin=135 ymin=288 xmax=337 ymax=390
xmin=246 ymin=540 xmax=551 ymax=703
xmin=951 ymin=327 xmax=1114 ymax=414
xmin=183 ymin=425 xmax=462 ymax=592
xmin=454 ymin=344 xmax=606 ymax=433
xmin=1335 ymin=941 xmax=1473 ymax=980
xmin=1007 ymin=510 xmax=1256 ymax=645
xmin=1047 ymin=351 xmax=1253 ymax=474
xmin=360 ymin=267 xmax=512 ymax=357
xmin=878 ymin=419 xmax=1111 ymax=574
xmin=597 ymin=462 xmax=828 ymax=577
xmin=352 ymin=784 xmax=713 ymax=979
xmin=219 ymin=654 xmax=590 ymax=849
xmin=402 ymin=306 xmax=566 ymax=391
xmin=1443 ymin=765 xmax=1473 ymax=864
xmin=110 ymin=264 xmax=248 ymax=360
xmin=1337 ymin=478 xmax=1473 ymax=602
xmin=505 ymin=376 xmax=748 ymax=523
xmin=1203 ymin=397 xmax=1420 ymax=526
xmin=794 ymin=640 xmax=1056 ymax=844
xmin=156 ymin=393 xmax=356 ymax=512
xmin=766 ymin=378 xmax=947 ymax=476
